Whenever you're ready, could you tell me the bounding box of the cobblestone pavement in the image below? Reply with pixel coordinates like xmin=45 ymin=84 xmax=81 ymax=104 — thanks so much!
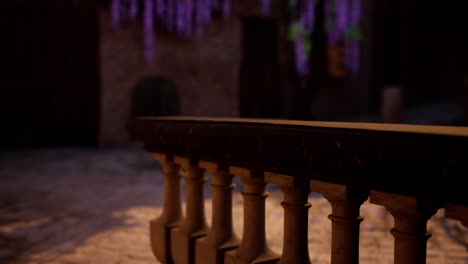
xmin=0 ymin=148 xmax=466 ymax=264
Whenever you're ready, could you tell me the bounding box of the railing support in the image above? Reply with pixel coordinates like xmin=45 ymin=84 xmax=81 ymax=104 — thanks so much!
xmin=151 ymin=153 xmax=183 ymax=264
xmin=444 ymin=203 xmax=468 ymax=252
xmin=266 ymin=172 xmax=311 ymax=264
xmin=225 ymin=167 xmax=279 ymax=264
xmin=370 ymin=191 xmax=439 ymax=264
xmin=171 ymin=157 xmax=209 ymax=264
xmin=311 ymin=181 xmax=368 ymax=264
xmin=196 ymin=162 xmax=240 ymax=264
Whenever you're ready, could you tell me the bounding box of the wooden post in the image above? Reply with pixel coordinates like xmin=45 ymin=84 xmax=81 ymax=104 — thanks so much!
xmin=171 ymin=157 xmax=209 ymax=264
xmin=311 ymin=181 xmax=368 ymax=264
xmin=266 ymin=172 xmax=311 ymax=264
xmin=370 ymin=191 xmax=439 ymax=264
xmin=224 ymin=167 xmax=279 ymax=264
xmin=150 ymin=153 xmax=183 ymax=264
xmin=195 ymin=162 xmax=240 ymax=264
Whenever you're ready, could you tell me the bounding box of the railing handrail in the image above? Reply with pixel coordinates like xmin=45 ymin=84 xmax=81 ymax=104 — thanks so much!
xmin=132 ymin=116 xmax=468 ymax=206
xmin=138 ymin=116 xmax=468 ymax=137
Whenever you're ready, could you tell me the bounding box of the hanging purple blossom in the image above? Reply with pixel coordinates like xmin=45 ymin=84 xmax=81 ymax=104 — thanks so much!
xmin=324 ymin=0 xmax=362 ymax=75
xmin=143 ymin=0 xmax=155 ymax=64
xmin=129 ymin=0 xmax=139 ymax=19
xmin=336 ymin=0 xmax=348 ymax=35
xmin=156 ymin=0 xmax=165 ymax=18
xmin=195 ymin=0 xmax=210 ymax=39
xmin=324 ymin=0 xmax=334 ymax=44
xmin=185 ymin=0 xmax=194 ymax=37
xmin=303 ymin=0 xmax=316 ymax=32
xmin=221 ymin=0 xmax=231 ymax=18
xmin=289 ymin=0 xmax=316 ymax=88
xmin=350 ymin=0 xmax=361 ymax=25
xmin=111 ymin=0 xmax=121 ymax=31
xmin=168 ymin=0 xmax=177 ymax=32
xmin=261 ymin=0 xmax=271 ymax=15
xmin=109 ymin=0 xmax=234 ymax=64
xmin=202 ymin=0 xmax=213 ymax=24
xmin=294 ymin=37 xmax=309 ymax=78
xmin=176 ymin=0 xmax=186 ymax=36
xmin=295 ymin=37 xmax=309 ymax=90
xmin=342 ymin=0 xmax=362 ymax=75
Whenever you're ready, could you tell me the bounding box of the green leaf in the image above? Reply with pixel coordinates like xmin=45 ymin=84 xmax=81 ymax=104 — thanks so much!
xmin=288 ymin=25 xmax=299 ymax=41
xmin=345 ymin=26 xmax=363 ymax=40
xmin=303 ymin=39 xmax=313 ymax=56
xmin=288 ymin=22 xmax=307 ymax=41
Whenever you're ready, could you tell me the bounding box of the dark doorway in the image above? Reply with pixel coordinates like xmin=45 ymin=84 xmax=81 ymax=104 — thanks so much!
xmin=128 ymin=76 xmax=180 ymax=141
xmin=239 ymin=18 xmax=281 ymax=118
xmin=131 ymin=77 xmax=180 ymax=117
xmin=0 ymin=2 xmax=100 ymax=149
xmin=395 ymin=0 xmax=462 ymax=104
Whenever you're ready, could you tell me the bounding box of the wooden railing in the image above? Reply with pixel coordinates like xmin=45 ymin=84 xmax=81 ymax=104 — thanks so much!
xmin=131 ymin=117 xmax=468 ymax=264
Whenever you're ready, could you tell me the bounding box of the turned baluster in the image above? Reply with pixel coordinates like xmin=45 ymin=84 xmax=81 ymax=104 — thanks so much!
xmin=311 ymin=180 xmax=368 ymax=264
xmin=224 ymin=167 xmax=279 ymax=264
xmin=171 ymin=157 xmax=209 ymax=264
xmin=195 ymin=161 xmax=240 ymax=264
xmin=151 ymin=153 xmax=184 ymax=264
xmin=266 ymin=172 xmax=311 ymax=264
xmin=370 ymin=191 xmax=439 ymax=264
xmin=444 ymin=203 xmax=468 ymax=252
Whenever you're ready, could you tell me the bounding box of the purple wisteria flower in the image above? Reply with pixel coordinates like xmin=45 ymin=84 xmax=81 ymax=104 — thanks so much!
xmin=143 ymin=0 xmax=155 ymax=63
xmin=107 ymin=0 xmax=362 ymax=73
xmin=111 ymin=0 xmax=121 ymax=31
xmin=261 ymin=0 xmax=271 ymax=15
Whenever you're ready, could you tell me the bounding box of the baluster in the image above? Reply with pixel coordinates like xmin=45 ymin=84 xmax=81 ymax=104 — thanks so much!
xmin=445 ymin=203 xmax=468 ymax=252
xmin=370 ymin=191 xmax=439 ymax=264
xmin=171 ymin=157 xmax=209 ymax=264
xmin=151 ymin=153 xmax=183 ymax=264
xmin=195 ymin=161 xmax=240 ymax=264
xmin=225 ymin=167 xmax=279 ymax=264
xmin=310 ymin=180 xmax=368 ymax=264
xmin=265 ymin=172 xmax=311 ymax=264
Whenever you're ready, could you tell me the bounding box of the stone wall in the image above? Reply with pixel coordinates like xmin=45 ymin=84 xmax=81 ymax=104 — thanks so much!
xmin=99 ymin=9 xmax=241 ymax=146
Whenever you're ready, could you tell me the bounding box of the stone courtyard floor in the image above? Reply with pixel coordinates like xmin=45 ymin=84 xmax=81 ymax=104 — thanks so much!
xmin=0 ymin=148 xmax=466 ymax=264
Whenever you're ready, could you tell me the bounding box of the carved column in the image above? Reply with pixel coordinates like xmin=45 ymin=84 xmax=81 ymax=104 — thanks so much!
xmin=171 ymin=157 xmax=209 ymax=264
xmin=370 ymin=191 xmax=440 ymax=264
xmin=266 ymin=172 xmax=311 ymax=264
xmin=195 ymin=161 xmax=240 ymax=264
xmin=311 ymin=180 xmax=368 ymax=264
xmin=225 ymin=167 xmax=279 ymax=264
xmin=151 ymin=153 xmax=184 ymax=264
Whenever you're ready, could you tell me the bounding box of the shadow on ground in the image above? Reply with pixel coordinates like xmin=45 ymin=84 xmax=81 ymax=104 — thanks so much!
xmin=0 ymin=147 xmax=466 ymax=264
xmin=0 ymin=147 xmax=169 ymax=263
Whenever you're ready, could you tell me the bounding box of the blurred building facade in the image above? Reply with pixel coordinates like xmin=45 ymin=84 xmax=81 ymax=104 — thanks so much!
xmin=0 ymin=0 xmax=465 ymax=148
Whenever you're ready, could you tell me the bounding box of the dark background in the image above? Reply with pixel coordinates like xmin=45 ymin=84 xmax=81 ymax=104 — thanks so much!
xmin=0 ymin=0 xmax=465 ymax=149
